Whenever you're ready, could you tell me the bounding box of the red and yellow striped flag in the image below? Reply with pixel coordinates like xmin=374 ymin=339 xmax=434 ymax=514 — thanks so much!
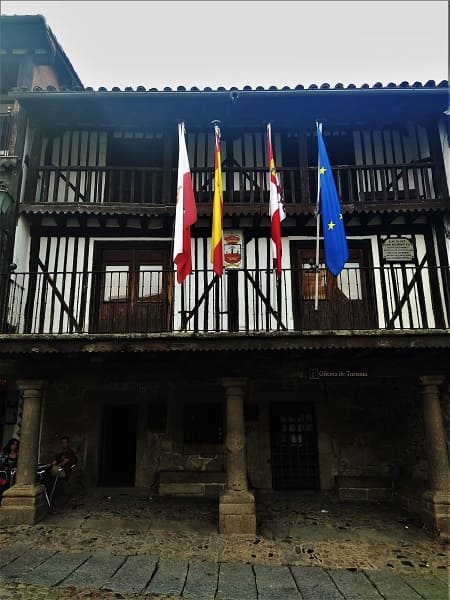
xmin=211 ymin=125 xmax=223 ymax=276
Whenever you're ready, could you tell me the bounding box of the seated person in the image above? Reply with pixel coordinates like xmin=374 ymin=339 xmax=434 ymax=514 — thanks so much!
xmin=1 ymin=438 xmax=19 ymax=469
xmin=49 ymin=436 xmax=76 ymax=479
xmin=0 ymin=438 xmax=19 ymax=490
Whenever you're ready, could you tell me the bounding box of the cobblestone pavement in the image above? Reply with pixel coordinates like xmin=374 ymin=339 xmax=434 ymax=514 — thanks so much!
xmin=0 ymin=489 xmax=448 ymax=599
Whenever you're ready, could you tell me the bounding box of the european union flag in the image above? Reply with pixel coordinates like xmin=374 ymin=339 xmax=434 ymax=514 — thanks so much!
xmin=317 ymin=125 xmax=349 ymax=276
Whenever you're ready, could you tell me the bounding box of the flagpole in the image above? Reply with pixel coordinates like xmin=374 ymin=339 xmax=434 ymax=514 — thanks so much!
xmin=314 ymin=122 xmax=322 ymax=311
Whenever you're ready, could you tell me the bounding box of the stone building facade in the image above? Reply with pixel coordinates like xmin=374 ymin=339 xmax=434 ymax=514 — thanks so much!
xmin=0 ymin=15 xmax=449 ymax=541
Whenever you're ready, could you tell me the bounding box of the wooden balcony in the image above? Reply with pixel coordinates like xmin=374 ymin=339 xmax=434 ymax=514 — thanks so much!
xmin=28 ymin=161 xmax=443 ymax=211
xmin=1 ymin=265 xmax=449 ymax=336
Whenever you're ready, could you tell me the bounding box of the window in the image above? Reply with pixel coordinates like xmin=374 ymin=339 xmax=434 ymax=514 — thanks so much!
xmin=138 ymin=265 xmax=163 ymax=300
xmin=148 ymin=401 xmax=167 ymax=433
xmin=103 ymin=266 xmax=129 ymax=302
xmin=184 ymin=403 xmax=223 ymax=444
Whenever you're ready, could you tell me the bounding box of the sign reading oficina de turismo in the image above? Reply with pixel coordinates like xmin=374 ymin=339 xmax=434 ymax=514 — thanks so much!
xmin=308 ymin=369 xmax=368 ymax=380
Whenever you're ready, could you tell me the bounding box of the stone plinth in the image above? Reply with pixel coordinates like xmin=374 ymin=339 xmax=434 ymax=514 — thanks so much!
xmin=422 ymin=490 xmax=450 ymax=544
xmin=0 ymin=484 xmax=47 ymax=525
xmin=219 ymin=490 xmax=256 ymax=534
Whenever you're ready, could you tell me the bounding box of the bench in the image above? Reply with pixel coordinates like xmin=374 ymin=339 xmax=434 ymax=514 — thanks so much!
xmin=335 ymin=476 xmax=393 ymax=502
xmin=159 ymin=471 xmax=226 ymax=497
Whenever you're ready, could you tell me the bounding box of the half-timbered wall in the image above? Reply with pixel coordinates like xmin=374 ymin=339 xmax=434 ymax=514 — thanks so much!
xmin=11 ymin=228 xmax=449 ymax=334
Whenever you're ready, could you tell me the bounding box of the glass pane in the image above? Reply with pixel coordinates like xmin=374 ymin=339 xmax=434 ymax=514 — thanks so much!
xmin=302 ymin=263 xmax=326 ymax=300
xmin=336 ymin=263 xmax=362 ymax=300
xmin=104 ymin=266 xmax=129 ymax=302
xmin=139 ymin=265 xmax=163 ymax=300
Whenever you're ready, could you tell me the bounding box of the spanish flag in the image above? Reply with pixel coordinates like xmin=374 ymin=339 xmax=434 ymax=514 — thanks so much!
xmin=211 ymin=124 xmax=223 ymax=276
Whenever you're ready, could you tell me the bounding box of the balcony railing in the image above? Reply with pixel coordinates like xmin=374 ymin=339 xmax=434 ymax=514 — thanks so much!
xmin=1 ymin=266 xmax=448 ymax=335
xmin=30 ymin=162 xmax=440 ymax=206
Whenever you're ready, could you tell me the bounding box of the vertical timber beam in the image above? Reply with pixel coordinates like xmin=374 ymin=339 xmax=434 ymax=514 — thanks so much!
xmin=419 ymin=375 xmax=450 ymax=543
xmin=0 ymin=380 xmax=47 ymax=525
xmin=219 ymin=377 xmax=256 ymax=534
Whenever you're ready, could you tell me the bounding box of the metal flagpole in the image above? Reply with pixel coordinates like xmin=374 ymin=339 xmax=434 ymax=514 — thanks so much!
xmin=314 ymin=122 xmax=322 ymax=311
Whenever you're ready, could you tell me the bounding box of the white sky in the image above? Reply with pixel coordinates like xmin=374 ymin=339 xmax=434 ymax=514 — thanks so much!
xmin=1 ymin=0 xmax=448 ymax=89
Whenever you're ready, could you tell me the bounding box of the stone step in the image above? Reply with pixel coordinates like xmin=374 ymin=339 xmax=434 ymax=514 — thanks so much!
xmin=159 ymin=470 xmax=227 ymax=497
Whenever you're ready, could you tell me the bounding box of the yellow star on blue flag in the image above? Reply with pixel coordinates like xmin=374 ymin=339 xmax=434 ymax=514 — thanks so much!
xmin=317 ymin=125 xmax=349 ymax=275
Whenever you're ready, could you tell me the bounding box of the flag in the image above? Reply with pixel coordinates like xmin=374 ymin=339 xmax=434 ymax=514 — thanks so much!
xmin=317 ymin=125 xmax=349 ymax=276
xmin=267 ymin=123 xmax=286 ymax=279
xmin=173 ymin=122 xmax=197 ymax=284
xmin=211 ymin=124 xmax=223 ymax=276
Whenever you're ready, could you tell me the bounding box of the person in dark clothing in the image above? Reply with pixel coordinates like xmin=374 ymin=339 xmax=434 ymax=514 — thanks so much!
xmin=0 ymin=438 xmax=19 ymax=491
xmin=50 ymin=436 xmax=76 ymax=479
xmin=1 ymin=438 xmax=19 ymax=468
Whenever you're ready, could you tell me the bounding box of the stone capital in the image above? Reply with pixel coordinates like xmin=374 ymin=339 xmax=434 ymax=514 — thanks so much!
xmin=419 ymin=375 xmax=446 ymax=388
xmin=422 ymin=489 xmax=450 ymax=505
xmin=16 ymin=380 xmax=45 ymax=394
xmin=222 ymin=377 xmax=248 ymax=391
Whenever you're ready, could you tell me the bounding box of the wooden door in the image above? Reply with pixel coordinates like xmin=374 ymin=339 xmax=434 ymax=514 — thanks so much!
xmin=100 ymin=405 xmax=137 ymax=486
xmin=293 ymin=245 xmax=376 ymax=330
xmin=270 ymin=403 xmax=319 ymax=490
xmin=94 ymin=246 xmax=172 ymax=333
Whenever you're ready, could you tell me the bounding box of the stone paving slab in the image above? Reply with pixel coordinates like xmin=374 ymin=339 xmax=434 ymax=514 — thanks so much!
xmin=0 ymin=543 xmax=29 ymax=568
xmin=291 ymin=565 xmax=345 ymax=599
xmin=327 ymin=568 xmax=383 ymax=599
xmin=216 ymin=563 xmax=257 ymax=600
xmin=253 ymin=564 xmax=300 ymax=599
xmin=44 ymin=515 xmax=87 ymax=529
xmin=146 ymin=558 xmax=188 ymax=596
xmin=19 ymin=551 xmax=90 ymax=587
xmin=58 ymin=551 xmax=125 ymax=589
xmin=400 ymin=574 xmax=449 ymax=600
xmin=434 ymin=570 xmax=450 ymax=584
xmin=80 ymin=517 xmax=152 ymax=532
xmin=101 ymin=554 xmax=158 ymax=594
xmin=364 ymin=569 xmax=422 ymax=599
xmin=183 ymin=560 xmax=219 ymax=600
xmin=0 ymin=547 xmax=56 ymax=581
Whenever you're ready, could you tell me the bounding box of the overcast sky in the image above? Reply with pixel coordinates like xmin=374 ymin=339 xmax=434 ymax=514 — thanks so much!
xmin=2 ymin=1 xmax=448 ymax=89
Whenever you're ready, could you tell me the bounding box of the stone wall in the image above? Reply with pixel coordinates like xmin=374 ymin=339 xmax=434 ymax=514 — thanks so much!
xmin=39 ymin=383 xmax=87 ymax=468
xmin=36 ymin=377 xmax=433 ymax=494
xmin=319 ymin=380 xmax=427 ymax=484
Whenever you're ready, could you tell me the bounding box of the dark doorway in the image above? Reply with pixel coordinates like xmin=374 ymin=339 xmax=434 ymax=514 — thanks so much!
xmin=100 ymin=405 xmax=137 ymax=486
xmin=270 ymin=402 xmax=319 ymax=490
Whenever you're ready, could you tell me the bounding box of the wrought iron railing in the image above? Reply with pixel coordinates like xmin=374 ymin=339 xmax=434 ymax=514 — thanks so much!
xmin=30 ymin=162 xmax=440 ymax=206
xmin=1 ymin=266 xmax=448 ymax=335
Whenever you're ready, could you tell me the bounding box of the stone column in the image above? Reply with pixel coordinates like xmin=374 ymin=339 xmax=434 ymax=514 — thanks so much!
xmin=419 ymin=375 xmax=450 ymax=543
xmin=219 ymin=378 xmax=256 ymax=534
xmin=0 ymin=380 xmax=47 ymax=525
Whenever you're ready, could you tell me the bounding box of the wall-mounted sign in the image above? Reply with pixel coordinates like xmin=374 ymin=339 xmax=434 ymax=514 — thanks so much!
xmin=224 ymin=230 xmax=242 ymax=269
xmin=308 ymin=368 xmax=368 ymax=380
xmin=382 ymin=237 xmax=415 ymax=263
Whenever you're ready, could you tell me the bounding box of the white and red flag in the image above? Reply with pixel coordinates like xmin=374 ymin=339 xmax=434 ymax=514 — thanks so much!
xmin=173 ymin=122 xmax=197 ymax=283
xmin=267 ymin=123 xmax=286 ymax=279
